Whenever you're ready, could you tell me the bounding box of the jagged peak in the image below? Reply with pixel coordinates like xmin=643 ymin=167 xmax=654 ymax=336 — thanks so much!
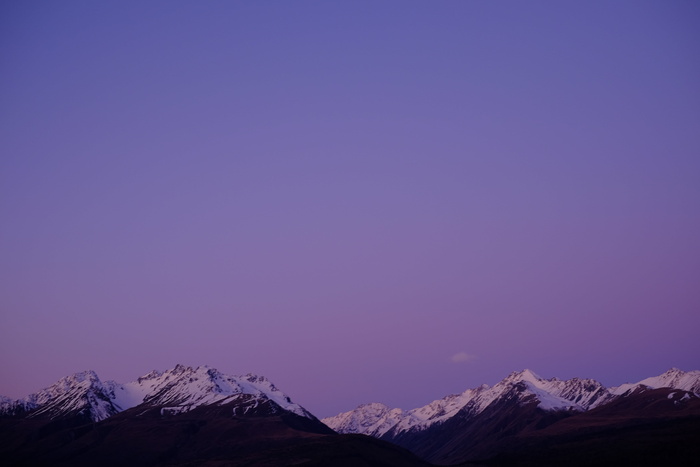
xmin=38 ymin=370 xmax=106 ymax=396
xmin=157 ymin=364 xmax=217 ymax=381
xmin=61 ymin=370 xmax=101 ymax=383
xmin=243 ymin=373 xmax=268 ymax=383
xmin=164 ymin=365 xmax=229 ymax=381
xmin=137 ymin=370 xmax=163 ymax=383
xmin=325 ymin=402 xmax=394 ymax=421
xmin=171 ymin=363 xmax=194 ymax=374
xmin=505 ymin=369 xmax=543 ymax=384
xmin=358 ymin=402 xmax=391 ymax=410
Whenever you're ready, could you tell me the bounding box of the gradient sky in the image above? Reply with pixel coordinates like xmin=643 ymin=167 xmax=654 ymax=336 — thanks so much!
xmin=1 ymin=1 xmax=699 ymax=418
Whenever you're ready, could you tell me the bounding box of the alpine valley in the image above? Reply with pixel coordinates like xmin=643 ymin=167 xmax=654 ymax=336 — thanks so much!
xmin=2 ymin=366 xmax=699 ymax=466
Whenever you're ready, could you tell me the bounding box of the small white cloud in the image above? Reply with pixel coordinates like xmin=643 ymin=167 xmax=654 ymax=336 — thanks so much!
xmin=451 ymin=352 xmax=477 ymax=363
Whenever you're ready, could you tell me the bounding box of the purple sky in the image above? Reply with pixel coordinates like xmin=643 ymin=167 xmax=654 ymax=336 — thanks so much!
xmin=1 ymin=1 xmax=699 ymax=418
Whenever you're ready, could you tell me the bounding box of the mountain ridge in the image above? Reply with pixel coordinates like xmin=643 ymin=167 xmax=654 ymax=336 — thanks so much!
xmin=322 ymin=367 xmax=700 ymax=437
xmin=0 ymin=364 xmax=312 ymax=423
xmin=3 ymin=365 xmax=698 ymax=465
xmin=321 ymin=367 xmax=700 ymax=465
xmin=0 ymin=364 xmax=432 ymax=467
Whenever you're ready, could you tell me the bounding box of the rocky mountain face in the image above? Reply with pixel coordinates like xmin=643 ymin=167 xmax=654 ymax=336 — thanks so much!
xmin=322 ymin=368 xmax=700 ymax=465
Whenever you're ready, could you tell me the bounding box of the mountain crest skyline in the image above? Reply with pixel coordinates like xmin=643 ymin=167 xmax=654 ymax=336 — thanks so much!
xmin=3 ymin=364 xmax=699 ymax=466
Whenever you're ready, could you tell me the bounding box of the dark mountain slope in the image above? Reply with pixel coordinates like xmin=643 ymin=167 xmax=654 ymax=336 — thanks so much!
xmin=1 ymin=400 xmax=429 ymax=466
xmin=326 ymin=368 xmax=700 ymax=466
xmin=0 ymin=365 xmax=430 ymax=466
xmin=476 ymin=387 xmax=700 ymax=466
xmin=389 ymin=383 xmax=575 ymax=465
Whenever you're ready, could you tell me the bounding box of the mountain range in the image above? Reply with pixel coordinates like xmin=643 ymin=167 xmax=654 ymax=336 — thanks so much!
xmin=0 ymin=364 xmax=426 ymax=466
xmin=323 ymin=368 xmax=700 ymax=465
xmin=0 ymin=364 xmax=312 ymax=422
xmin=2 ymin=365 xmax=699 ymax=466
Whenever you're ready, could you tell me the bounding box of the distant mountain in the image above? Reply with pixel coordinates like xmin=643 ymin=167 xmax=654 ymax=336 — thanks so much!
xmin=323 ymin=368 xmax=700 ymax=465
xmin=0 ymin=365 xmax=427 ymax=466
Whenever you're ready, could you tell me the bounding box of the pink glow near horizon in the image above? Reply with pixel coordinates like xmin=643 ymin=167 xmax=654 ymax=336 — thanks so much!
xmin=1 ymin=1 xmax=699 ymax=417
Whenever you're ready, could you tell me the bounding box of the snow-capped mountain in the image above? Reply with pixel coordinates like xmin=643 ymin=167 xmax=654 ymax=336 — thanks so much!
xmin=0 ymin=370 xmax=118 ymax=421
xmin=325 ymin=402 xmax=408 ymax=438
xmin=322 ymin=369 xmax=602 ymax=437
xmin=322 ymin=368 xmax=698 ymax=437
xmin=322 ymin=367 xmax=700 ymax=465
xmin=0 ymin=364 xmax=312 ymax=422
xmin=0 ymin=366 xmax=427 ymax=467
xmin=3 ymin=366 xmax=698 ymax=466
xmin=108 ymin=364 xmax=312 ymax=418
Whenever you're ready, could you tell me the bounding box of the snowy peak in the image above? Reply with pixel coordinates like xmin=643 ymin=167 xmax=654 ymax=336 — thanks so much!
xmin=610 ymin=368 xmax=700 ymax=396
xmin=21 ymin=370 xmax=118 ymax=422
xmin=30 ymin=370 xmax=103 ymax=404
xmin=407 ymin=389 xmax=480 ymax=425
xmin=323 ymin=403 xmax=407 ymax=438
xmin=503 ymin=369 xmax=543 ymax=385
xmin=131 ymin=364 xmax=313 ymax=418
xmin=123 ymin=365 xmax=309 ymax=417
xmin=1 ymin=365 xmax=312 ymax=422
xmin=497 ymin=371 xmax=609 ymax=411
xmin=637 ymin=368 xmax=700 ymax=393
